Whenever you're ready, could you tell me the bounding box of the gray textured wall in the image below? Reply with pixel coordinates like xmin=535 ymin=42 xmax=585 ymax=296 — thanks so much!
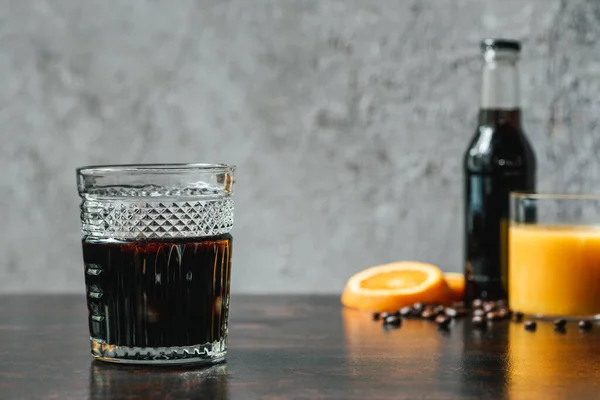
xmin=1 ymin=0 xmax=600 ymax=293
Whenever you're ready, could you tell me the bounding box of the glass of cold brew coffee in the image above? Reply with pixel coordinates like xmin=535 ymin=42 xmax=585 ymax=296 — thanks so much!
xmin=77 ymin=164 xmax=235 ymax=365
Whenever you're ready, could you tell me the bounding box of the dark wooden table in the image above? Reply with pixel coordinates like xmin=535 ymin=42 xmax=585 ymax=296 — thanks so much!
xmin=1 ymin=295 xmax=600 ymax=399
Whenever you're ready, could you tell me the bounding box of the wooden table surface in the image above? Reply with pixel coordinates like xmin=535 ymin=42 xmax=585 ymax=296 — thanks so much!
xmin=1 ymin=295 xmax=600 ymax=399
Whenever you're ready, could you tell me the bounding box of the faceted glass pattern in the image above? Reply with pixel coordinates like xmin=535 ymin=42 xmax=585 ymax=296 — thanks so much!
xmin=81 ymin=196 xmax=234 ymax=240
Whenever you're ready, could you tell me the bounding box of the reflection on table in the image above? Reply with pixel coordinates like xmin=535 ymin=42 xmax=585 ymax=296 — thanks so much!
xmin=89 ymin=361 xmax=229 ymax=400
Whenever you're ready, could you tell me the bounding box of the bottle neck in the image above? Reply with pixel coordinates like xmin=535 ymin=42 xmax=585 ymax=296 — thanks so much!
xmin=480 ymin=51 xmax=520 ymax=111
xmin=478 ymin=109 xmax=521 ymax=130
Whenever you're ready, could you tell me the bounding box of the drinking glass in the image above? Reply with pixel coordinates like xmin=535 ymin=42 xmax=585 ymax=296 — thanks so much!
xmin=509 ymin=193 xmax=600 ymax=319
xmin=77 ymin=164 xmax=235 ymax=364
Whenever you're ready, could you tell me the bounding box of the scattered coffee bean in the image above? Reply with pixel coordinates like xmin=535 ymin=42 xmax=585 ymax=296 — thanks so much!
xmin=445 ymin=307 xmax=458 ymax=318
xmin=483 ymin=302 xmax=496 ymax=313
xmin=513 ymin=311 xmax=524 ymax=322
xmin=409 ymin=309 xmax=422 ymax=317
xmin=433 ymin=305 xmax=446 ymax=315
xmin=435 ymin=314 xmax=451 ymax=328
xmin=370 ymin=298 xmax=597 ymax=338
xmin=486 ymin=311 xmax=502 ymax=321
xmin=381 ymin=312 xmax=392 ymax=320
xmin=554 ymin=326 xmax=566 ymax=334
xmin=421 ymin=308 xmax=437 ymax=320
xmin=383 ymin=315 xmax=402 ymax=328
xmin=445 ymin=307 xmax=466 ymax=318
xmin=399 ymin=306 xmax=413 ymax=317
xmin=553 ymin=318 xmax=567 ymax=329
xmin=524 ymin=321 xmax=537 ymax=331
xmin=472 ymin=315 xmax=486 ymax=329
xmin=473 ymin=309 xmax=486 ymax=318
xmin=579 ymin=320 xmax=593 ymax=331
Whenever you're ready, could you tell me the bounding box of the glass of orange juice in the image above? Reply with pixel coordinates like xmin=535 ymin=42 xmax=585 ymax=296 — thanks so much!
xmin=509 ymin=193 xmax=600 ymax=319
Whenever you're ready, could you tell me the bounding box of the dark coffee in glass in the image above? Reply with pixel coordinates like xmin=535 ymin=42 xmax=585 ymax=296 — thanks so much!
xmin=77 ymin=164 xmax=235 ymax=365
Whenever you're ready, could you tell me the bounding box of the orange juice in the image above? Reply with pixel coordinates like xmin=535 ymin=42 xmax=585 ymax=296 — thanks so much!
xmin=509 ymin=224 xmax=600 ymax=317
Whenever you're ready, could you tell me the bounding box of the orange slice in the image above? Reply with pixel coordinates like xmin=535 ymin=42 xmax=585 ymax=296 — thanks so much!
xmin=443 ymin=272 xmax=465 ymax=302
xmin=341 ymin=261 xmax=448 ymax=312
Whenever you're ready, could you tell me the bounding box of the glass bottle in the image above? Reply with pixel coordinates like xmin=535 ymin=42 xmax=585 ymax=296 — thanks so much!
xmin=463 ymin=39 xmax=536 ymax=302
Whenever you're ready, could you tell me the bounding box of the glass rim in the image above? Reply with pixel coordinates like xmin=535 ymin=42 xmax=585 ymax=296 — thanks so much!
xmin=77 ymin=163 xmax=235 ymax=176
xmin=510 ymin=192 xmax=600 ymax=200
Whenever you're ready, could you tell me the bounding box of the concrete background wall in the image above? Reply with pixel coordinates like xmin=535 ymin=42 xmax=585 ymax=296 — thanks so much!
xmin=2 ymin=0 xmax=600 ymax=293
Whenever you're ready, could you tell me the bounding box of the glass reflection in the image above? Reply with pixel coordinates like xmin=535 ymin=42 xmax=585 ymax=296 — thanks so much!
xmin=89 ymin=361 xmax=229 ymax=400
xmin=459 ymin=321 xmax=509 ymax=398
xmin=508 ymin=323 xmax=599 ymax=398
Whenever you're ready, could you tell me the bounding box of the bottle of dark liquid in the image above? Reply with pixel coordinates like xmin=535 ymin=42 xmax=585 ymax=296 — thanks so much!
xmin=464 ymin=39 xmax=536 ymax=302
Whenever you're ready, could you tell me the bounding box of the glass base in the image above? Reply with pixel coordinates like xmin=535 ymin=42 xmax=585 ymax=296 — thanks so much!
xmin=90 ymin=337 xmax=227 ymax=365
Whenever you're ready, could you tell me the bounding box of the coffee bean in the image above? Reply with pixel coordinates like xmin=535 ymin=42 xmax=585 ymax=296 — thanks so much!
xmin=409 ymin=309 xmax=422 ymax=317
xmin=472 ymin=299 xmax=483 ymax=309
xmin=445 ymin=307 xmax=458 ymax=318
xmin=496 ymin=299 xmax=508 ymax=308
xmin=524 ymin=321 xmax=537 ymax=331
xmin=445 ymin=307 xmax=466 ymax=318
xmin=433 ymin=305 xmax=446 ymax=315
xmin=483 ymin=302 xmax=496 ymax=313
xmin=486 ymin=311 xmax=502 ymax=321
xmin=472 ymin=315 xmax=486 ymax=329
xmin=435 ymin=314 xmax=451 ymax=328
xmin=399 ymin=306 xmax=413 ymax=317
xmin=383 ymin=315 xmax=402 ymax=328
xmin=421 ymin=309 xmax=437 ymax=320
xmin=408 ymin=303 xmax=423 ymax=317
xmin=381 ymin=312 xmax=392 ymax=320
xmin=473 ymin=309 xmax=486 ymax=318
xmin=410 ymin=309 xmax=423 ymax=317
xmin=373 ymin=312 xmax=381 ymax=321
xmin=554 ymin=326 xmax=566 ymax=334
xmin=553 ymin=318 xmax=567 ymax=329
xmin=579 ymin=320 xmax=593 ymax=331
xmin=497 ymin=308 xmax=512 ymax=319
xmin=513 ymin=311 xmax=524 ymax=322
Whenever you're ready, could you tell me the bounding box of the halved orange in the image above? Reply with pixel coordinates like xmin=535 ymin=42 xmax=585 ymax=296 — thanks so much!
xmin=341 ymin=261 xmax=449 ymax=312
xmin=443 ymin=272 xmax=465 ymax=302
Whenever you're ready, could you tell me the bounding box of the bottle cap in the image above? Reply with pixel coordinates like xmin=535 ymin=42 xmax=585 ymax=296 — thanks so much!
xmin=480 ymin=39 xmax=521 ymax=53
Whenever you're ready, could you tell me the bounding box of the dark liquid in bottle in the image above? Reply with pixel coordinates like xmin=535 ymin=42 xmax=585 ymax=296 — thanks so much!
xmin=464 ymin=109 xmax=535 ymax=302
xmin=82 ymin=234 xmax=232 ymax=348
